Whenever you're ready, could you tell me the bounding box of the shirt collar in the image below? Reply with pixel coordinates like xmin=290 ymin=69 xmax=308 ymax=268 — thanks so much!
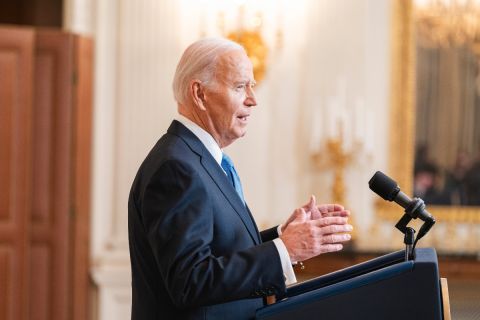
xmin=175 ymin=114 xmax=223 ymax=165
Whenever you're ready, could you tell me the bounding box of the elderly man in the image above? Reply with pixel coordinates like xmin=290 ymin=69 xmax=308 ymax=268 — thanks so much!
xmin=128 ymin=38 xmax=353 ymax=319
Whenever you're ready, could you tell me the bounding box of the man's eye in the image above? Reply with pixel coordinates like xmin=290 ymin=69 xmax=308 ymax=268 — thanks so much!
xmin=236 ymin=84 xmax=246 ymax=90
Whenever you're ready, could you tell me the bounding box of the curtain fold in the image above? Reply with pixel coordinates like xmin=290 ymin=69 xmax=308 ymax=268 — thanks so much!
xmin=415 ymin=44 xmax=480 ymax=171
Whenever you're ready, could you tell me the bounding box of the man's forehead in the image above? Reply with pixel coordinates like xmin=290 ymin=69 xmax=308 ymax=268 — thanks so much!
xmin=217 ymin=50 xmax=253 ymax=78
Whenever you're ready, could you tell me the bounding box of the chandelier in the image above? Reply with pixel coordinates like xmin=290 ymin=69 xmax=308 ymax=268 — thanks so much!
xmin=414 ymin=0 xmax=480 ymax=47
xmin=180 ymin=0 xmax=287 ymax=84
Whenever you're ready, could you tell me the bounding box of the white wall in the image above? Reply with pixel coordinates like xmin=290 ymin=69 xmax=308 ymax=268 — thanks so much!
xmin=295 ymin=0 xmax=391 ymax=239
xmin=65 ymin=0 xmax=392 ymax=319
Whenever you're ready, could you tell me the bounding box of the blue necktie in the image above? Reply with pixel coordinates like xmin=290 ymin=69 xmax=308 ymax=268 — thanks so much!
xmin=221 ymin=153 xmax=245 ymax=202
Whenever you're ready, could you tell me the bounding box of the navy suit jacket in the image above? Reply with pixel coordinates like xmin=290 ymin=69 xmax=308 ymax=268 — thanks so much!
xmin=128 ymin=121 xmax=286 ymax=319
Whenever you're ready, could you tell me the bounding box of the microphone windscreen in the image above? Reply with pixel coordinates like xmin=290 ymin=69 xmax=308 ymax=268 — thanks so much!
xmin=368 ymin=171 xmax=400 ymax=201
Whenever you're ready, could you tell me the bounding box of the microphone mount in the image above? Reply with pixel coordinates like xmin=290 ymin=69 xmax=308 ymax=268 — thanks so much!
xmin=395 ymin=198 xmax=436 ymax=260
xmin=369 ymin=171 xmax=436 ymax=261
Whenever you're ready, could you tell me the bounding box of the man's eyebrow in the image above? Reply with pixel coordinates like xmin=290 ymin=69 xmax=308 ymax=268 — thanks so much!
xmin=233 ymin=80 xmax=256 ymax=85
xmin=231 ymin=79 xmax=256 ymax=88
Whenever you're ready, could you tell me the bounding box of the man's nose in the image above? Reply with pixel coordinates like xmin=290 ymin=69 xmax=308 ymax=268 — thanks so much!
xmin=245 ymin=87 xmax=257 ymax=107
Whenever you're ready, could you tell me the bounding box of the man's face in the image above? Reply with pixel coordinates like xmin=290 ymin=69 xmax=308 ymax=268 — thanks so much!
xmin=202 ymin=50 xmax=257 ymax=148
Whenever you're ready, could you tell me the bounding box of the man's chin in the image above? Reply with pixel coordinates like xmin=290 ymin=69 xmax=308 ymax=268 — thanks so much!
xmin=237 ymin=130 xmax=247 ymax=138
xmin=223 ymin=132 xmax=246 ymax=147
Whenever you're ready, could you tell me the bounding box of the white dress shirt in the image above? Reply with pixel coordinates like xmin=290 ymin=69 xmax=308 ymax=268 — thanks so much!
xmin=175 ymin=115 xmax=297 ymax=285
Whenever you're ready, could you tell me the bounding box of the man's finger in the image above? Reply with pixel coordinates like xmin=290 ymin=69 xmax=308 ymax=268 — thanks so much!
xmin=294 ymin=208 xmax=307 ymax=222
xmin=310 ymin=216 xmax=349 ymax=227
xmin=320 ymin=243 xmax=343 ymax=254
xmin=318 ymin=204 xmax=344 ymax=214
xmin=322 ymin=233 xmax=351 ymax=244
xmin=309 ymin=195 xmax=321 ymax=219
xmin=321 ymin=210 xmax=350 ymax=218
xmin=302 ymin=195 xmax=315 ymax=210
xmin=319 ymin=224 xmax=353 ymax=235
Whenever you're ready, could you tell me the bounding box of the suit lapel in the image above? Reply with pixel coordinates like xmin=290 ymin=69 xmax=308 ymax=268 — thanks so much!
xmin=167 ymin=121 xmax=261 ymax=245
xmin=200 ymin=156 xmax=261 ymax=244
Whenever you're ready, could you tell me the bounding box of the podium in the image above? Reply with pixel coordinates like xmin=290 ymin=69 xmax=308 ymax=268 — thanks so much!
xmin=256 ymin=248 xmax=449 ymax=320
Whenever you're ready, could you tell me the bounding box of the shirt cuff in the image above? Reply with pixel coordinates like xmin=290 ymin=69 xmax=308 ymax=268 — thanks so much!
xmin=272 ymin=238 xmax=297 ymax=286
xmin=277 ymin=224 xmax=283 ymax=236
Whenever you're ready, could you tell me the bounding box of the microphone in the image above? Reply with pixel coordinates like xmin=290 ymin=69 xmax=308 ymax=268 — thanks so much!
xmin=368 ymin=171 xmax=434 ymax=222
xmin=369 ymin=171 xmax=436 ymax=259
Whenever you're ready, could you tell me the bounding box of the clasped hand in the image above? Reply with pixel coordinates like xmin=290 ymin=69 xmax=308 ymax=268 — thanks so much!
xmin=280 ymin=195 xmax=352 ymax=263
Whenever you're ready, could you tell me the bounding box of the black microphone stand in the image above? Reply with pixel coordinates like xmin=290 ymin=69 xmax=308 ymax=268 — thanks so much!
xmin=394 ymin=198 xmax=436 ymax=261
xmin=403 ymin=227 xmax=415 ymax=261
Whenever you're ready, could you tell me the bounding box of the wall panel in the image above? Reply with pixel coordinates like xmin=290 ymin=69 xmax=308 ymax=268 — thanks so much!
xmin=29 ymin=30 xmax=74 ymax=320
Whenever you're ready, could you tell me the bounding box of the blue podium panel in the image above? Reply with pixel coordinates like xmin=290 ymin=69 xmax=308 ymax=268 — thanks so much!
xmin=256 ymin=248 xmax=443 ymax=320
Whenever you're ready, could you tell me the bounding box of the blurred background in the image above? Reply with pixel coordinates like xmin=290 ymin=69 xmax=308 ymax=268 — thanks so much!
xmin=0 ymin=0 xmax=479 ymax=319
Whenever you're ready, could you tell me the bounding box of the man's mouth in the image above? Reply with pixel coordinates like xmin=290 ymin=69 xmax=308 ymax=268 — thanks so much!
xmin=237 ymin=115 xmax=249 ymax=122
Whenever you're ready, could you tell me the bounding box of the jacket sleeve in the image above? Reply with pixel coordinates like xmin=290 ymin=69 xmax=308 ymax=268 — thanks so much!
xmin=138 ymin=160 xmax=286 ymax=308
xmin=260 ymin=226 xmax=279 ymax=242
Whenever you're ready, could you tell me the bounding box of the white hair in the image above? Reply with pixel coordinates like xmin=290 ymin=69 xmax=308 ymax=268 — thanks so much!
xmin=172 ymin=37 xmax=245 ymax=105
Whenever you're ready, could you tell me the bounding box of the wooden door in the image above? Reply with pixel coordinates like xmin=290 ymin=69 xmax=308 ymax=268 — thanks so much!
xmin=0 ymin=26 xmax=92 ymax=320
xmin=0 ymin=26 xmax=35 ymax=320
xmin=30 ymin=29 xmax=93 ymax=320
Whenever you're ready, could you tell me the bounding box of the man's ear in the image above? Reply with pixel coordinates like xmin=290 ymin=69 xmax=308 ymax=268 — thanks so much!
xmin=191 ymin=80 xmax=207 ymax=111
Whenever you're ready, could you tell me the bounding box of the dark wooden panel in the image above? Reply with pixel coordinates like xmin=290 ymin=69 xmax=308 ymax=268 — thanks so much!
xmin=438 ymin=256 xmax=480 ymax=279
xmin=0 ymin=0 xmax=62 ymax=27
xmin=0 ymin=25 xmax=34 ymax=320
xmin=22 ymin=0 xmax=63 ymax=27
xmin=30 ymin=29 xmax=74 ymax=320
